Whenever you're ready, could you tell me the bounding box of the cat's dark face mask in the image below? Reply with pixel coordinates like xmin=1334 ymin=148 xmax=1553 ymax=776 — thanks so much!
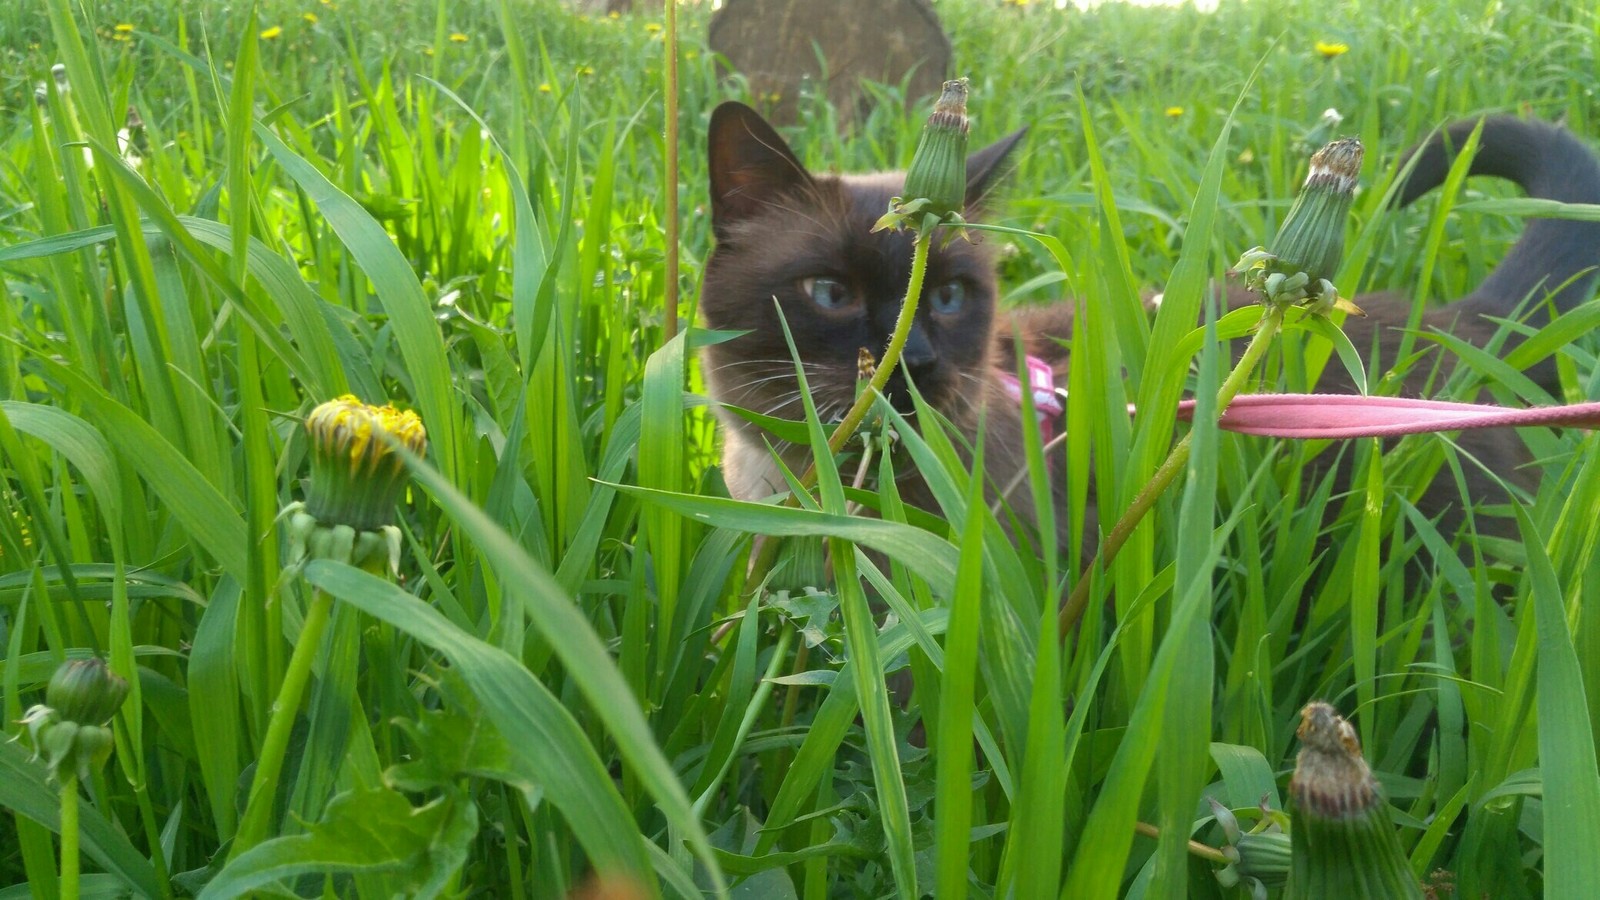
xmin=701 ymin=101 xmax=1026 ymax=424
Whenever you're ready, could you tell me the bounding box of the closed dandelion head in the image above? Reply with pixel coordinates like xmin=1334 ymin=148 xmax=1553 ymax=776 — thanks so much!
xmin=878 ymin=78 xmax=970 ymax=232
xmin=1283 ymin=702 xmax=1423 ymax=899
xmin=1210 ymin=796 xmax=1291 ymax=899
xmin=46 ymin=657 xmax=130 ymax=727
xmin=1234 ymin=137 xmax=1364 ymax=314
xmin=20 ymin=658 xmax=128 ymax=784
xmin=304 ymin=395 xmax=426 ymax=532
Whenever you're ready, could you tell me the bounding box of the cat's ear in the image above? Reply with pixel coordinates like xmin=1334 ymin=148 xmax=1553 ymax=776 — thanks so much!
xmin=965 ymin=127 xmax=1028 ymax=211
xmin=708 ymin=101 xmax=813 ymax=239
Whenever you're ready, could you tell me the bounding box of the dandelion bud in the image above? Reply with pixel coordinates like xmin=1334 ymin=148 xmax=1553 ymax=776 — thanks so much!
xmin=304 ymin=395 xmax=427 ymax=531
xmin=35 ymin=86 xmax=48 ymax=107
xmin=20 ymin=658 xmax=128 ymax=783
xmin=900 ymin=78 xmax=971 ymax=222
xmin=1210 ymin=797 xmax=1292 ymax=899
xmin=46 ymin=657 xmax=130 ymax=727
xmin=1235 ymin=137 xmax=1364 ymax=314
xmin=1272 ymin=139 xmax=1362 ymax=283
xmin=51 ymin=63 xmax=68 ymax=91
xmin=1282 ymin=702 xmax=1423 ymax=900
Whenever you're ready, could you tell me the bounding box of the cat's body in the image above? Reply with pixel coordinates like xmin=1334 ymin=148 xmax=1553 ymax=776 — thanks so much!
xmin=701 ymin=105 xmax=1600 ymax=544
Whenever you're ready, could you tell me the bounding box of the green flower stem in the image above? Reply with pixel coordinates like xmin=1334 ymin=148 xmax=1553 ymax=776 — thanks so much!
xmin=60 ymin=774 xmax=79 ymax=900
xmin=230 ymin=587 xmax=337 ymax=859
xmin=744 ymin=223 xmax=937 ymax=587
xmin=1059 ymin=304 xmax=1287 ymax=637
xmin=820 ymin=224 xmax=935 ymax=461
xmin=1134 ymin=820 xmax=1230 ymax=865
xmin=661 ymin=0 xmax=680 ymax=343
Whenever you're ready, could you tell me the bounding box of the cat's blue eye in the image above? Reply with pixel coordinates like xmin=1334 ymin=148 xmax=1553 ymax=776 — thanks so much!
xmin=929 ymin=280 xmax=965 ymax=315
xmin=801 ymin=276 xmax=853 ymax=311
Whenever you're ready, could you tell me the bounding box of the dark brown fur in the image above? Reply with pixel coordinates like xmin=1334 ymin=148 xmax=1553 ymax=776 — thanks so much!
xmin=702 ymin=106 xmax=1600 ymax=545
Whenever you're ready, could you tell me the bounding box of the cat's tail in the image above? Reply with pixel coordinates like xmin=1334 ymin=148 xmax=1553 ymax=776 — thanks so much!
xmin=1393 ymin=115 xmax=1600 ymax=319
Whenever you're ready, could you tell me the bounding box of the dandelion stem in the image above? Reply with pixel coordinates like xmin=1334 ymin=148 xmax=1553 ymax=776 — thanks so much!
xmin=1060 ymin=304 xmax=1287 ymax=637
xmin=661 ymin=0 xmax=680 ymax=343
xmin=1134 ymin=820 xmax=1231 ymax=865
xmin=744 ymin=224 xmax=936 ymax=589
xmin=60 ymin=774 xmax=79 ymax=900
xmin=230 ymin=586 xmax=337 ymax=859
xmin=821 ymin=225 xmax=934 ymax=461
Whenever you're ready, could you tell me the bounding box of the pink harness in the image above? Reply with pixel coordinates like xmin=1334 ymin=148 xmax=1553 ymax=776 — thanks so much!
xmin=997 ymin=356 xmax=1066 ymax=442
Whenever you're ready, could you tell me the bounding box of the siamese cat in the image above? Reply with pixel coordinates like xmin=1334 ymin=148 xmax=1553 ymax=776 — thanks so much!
xmin=700 ymin=102 xmax=1600 ymax=544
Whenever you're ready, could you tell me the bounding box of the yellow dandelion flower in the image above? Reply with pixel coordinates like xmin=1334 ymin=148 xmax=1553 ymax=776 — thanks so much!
xmin=578 ymin=65 xmax=595 ymax=76
xmin=608 ymin=10 xmax=620 ymax=18
xmin=645 ymin=22 xmax=662 ymax=33
xmin=304 ymin=395 xmax=427 ymax=531
xmin=303 ymin=12 xmax=318 ymax=24
xmin=423 ymin=46 xmax=434 ymax=57
xmin=113 ymin=33 xmax=132 ymax=42
xmin=114 ymin=23 xmax=134 ymax=32
xmin=260 ymin=25 xmax=283 ymax=40
xmin=538 ymin=83 xmax=553 ymax=93
xmin=450 ymin=32 xmax=468 ymax=43
xmin=1314 ymin=40 xmax=1349 ymax=59
xmin=1165 ymin=106 xmax=1184 ymax=118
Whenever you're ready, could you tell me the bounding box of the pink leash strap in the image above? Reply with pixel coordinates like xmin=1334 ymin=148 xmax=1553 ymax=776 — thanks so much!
xmin=1174 ymin=394 xmax=1600 ymax=439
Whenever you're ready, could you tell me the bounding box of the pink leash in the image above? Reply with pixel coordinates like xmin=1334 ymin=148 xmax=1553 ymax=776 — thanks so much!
xmin=1006 ymin=355 xmax=1600 ymax=440
xmin=1176 ymin=393 xmax=1600 ymax=438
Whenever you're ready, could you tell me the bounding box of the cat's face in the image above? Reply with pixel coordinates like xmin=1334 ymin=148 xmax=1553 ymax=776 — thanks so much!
xmin=700 ymin=102 xmax=1026 ymax=456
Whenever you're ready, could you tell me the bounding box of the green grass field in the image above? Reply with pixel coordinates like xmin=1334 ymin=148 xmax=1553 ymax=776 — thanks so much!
xmin=3 ymin=0 xmax=1600 ymax=896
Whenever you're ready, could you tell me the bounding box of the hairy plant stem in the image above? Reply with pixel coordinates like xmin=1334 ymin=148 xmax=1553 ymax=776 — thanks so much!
xmin=230 ymin=586 xmax=337 ymax=859
xmin=1059 ymin=304 xmax=1287 ymax=637
xmin=1134 ymin=820 xmax=1230 ymax=865
xmin=661 ymin=0 xmax=680 ymax=343
xmin=60 ymin=774 xmax=79 ymax=900
xmin=744 ymin=223 xmax=937 ymax=590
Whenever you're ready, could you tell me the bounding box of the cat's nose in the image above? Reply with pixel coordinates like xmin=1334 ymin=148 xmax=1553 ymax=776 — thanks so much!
xmin=901 ymin=324 xmax=939 ymax=382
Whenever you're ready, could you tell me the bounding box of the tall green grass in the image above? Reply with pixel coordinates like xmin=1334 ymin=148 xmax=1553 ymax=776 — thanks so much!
xmin=2 ymin=0 xmax=1599 ymax=896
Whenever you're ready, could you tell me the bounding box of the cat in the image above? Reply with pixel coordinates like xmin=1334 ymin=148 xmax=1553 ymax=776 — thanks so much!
xmin=700 ymin=103 xmax=1600 ymax=545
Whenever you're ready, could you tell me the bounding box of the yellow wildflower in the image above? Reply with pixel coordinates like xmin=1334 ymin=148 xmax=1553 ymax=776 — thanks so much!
xmin=646 ymin=22 xmax=662 ymax=33
xmin=114 ymin=23 xmax=134 ymax=33
xmin=303 ymin=12 xmax=318 ymax=24
xmin=578 ymin=65 xmax=595 ymax=76
xmin=538 ymin=83 xmax=553 ymax=93
xmin=1314 ymin=40 xmax=1349 ymax=59
xmin=450 ymin=32 xmax=468 ymax=43
xmin=303 ymin=395 xmax=427 ymax=531
xmin=260 ymin=25 xmax=283 ymax=40
xmin=1165 ymin=106 xmax=1184 ymax=118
